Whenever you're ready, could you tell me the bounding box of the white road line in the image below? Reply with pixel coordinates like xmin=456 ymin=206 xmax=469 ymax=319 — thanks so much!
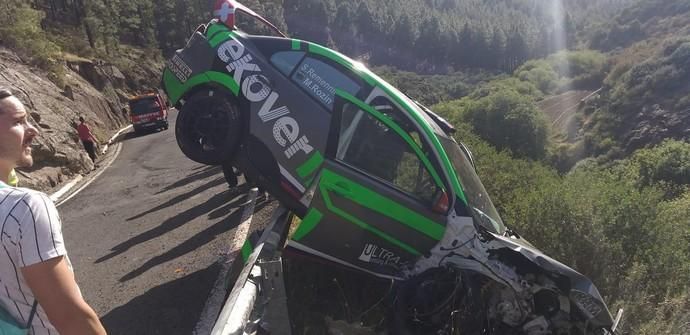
xmin=194 ymin=188 xmax=259 ymax=335
xmin=49 ymin=175 xmax=83 ymax=202
xmin=51 ymin=124 xmax=131 ymax=207
xmin=101 ymin=125 xmax=133 ymax=154
xmin=55 ymin=136 xmax=124 ymax=207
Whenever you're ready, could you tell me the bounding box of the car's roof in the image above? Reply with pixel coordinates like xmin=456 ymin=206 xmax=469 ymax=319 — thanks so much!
xmin=129 ymin=93 xmax=160 ymax=101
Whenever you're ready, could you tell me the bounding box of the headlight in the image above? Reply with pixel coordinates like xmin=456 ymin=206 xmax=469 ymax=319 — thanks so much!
xmin=570 ymin=290 xmax=604 ymax=318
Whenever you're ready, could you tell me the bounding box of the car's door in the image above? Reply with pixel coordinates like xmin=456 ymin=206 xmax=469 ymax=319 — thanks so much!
xmin=288 ymin=89 xmax=449 ymax=278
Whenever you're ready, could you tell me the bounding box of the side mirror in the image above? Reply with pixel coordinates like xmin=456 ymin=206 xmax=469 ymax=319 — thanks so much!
xmin=432 ymin=190 xmax=450 ymax=214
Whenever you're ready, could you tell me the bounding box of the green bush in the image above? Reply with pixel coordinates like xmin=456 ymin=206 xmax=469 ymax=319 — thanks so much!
xmin=617 ymin=192 xmax=690 ymax=334
xmin=461 ymin=89 xmax=549 ymax=160
xmin=0 ymin=3 xmax=64 ymax=87
xmin=515 ymin=50 xmax=607 ymax=94
xmin=622 ymin=140 xmax=690 ymax=198
xmin=470 ymin=77 xmax=543 ymax=101
xmin=516 ymin=60 xmax=559 ymax=94
xmin=374 ymin=66 xmax=494 ymax=105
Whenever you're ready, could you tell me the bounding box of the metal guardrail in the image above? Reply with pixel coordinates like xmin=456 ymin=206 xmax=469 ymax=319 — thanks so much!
xmin=204 ymin=197 xmax=292 ymax=335
xmin=194 ymin=188 xmax=259 ymax=334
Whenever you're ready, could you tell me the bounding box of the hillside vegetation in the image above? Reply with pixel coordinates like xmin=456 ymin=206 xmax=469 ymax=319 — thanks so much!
xmin=581 ymin=0 xmax=690 ymax=158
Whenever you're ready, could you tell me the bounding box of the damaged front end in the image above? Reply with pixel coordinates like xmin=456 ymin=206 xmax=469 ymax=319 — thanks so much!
xmin=403 ymin=211 xmax=615 ymax=335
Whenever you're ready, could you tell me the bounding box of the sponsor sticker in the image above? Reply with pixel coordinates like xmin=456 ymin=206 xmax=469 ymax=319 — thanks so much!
xmin=217 ymin=39 xmax=314 ymax=160
xmin=167 ymin=54 xmax=193 ymax=82
xmin=359 ymin=244 xmax=401 ymax=267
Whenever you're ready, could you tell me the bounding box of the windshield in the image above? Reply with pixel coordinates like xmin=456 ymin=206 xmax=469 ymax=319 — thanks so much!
xmin=130 ymin=98 xmax=161 ymax=115
xmin=438 ymin=136 xmax=506 ymax=235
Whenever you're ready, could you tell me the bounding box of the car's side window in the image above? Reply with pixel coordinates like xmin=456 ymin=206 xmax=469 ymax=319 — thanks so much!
xmin=336 ymin=102 xmax=439 ymax=204
xmin=270 ymin=51 xmax=305 ymax=76
xmin=291 ymin=57 xmax=360 ymax=109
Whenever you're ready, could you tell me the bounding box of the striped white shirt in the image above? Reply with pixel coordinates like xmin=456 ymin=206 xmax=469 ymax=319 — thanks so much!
xmin=0 ymin=181 xmax=67 ymax=334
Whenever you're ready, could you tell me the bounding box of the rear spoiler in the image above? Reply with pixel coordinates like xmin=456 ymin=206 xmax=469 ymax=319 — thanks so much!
xmin=213 ymin=0 xmax=287 ymax=38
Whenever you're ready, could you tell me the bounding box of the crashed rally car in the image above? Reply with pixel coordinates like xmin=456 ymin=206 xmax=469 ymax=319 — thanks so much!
xmin=161 ymin=1 xmax=617 ymax=334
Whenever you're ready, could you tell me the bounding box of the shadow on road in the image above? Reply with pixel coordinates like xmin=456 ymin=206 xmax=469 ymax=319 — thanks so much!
xmin=119 ymin=200 xmax=270 ymax=282
xmin=98 ymin=187 xmax=248 ymax=264
xmin=117 ymin=131 xmax=143 ymax=143
xmin=126 ymin=177 xmax=227 ymax=221
xmin=207 ymin=187 xmax=259 ymax=220
xmin=118 ymin=128 xmax=166 ymax=143
xmin=102 ymin=263 xmax=220 ymax=335
xmin=155 ymin=165 xmax=221 ymax=195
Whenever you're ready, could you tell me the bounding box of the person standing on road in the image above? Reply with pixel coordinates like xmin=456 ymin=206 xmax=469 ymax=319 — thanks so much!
xmin=0 ymin=88 xmax=107 ymax=335
xmin=77 ymin=116 xmax=99 ymax=165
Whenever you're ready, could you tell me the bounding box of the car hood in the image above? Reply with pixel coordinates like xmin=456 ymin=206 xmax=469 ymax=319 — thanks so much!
xmin=489 ymin=233 xmax=614 ymax=328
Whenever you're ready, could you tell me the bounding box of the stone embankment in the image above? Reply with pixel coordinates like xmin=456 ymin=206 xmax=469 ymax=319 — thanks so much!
xmin=0 ymin=47 xmax=151 ymax=191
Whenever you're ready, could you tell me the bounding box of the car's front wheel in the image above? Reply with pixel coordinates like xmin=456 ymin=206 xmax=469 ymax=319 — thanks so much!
xmin=176 ymin=88 xmax=242 ymax=165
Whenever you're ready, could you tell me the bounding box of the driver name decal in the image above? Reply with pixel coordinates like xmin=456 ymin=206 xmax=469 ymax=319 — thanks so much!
xmin=218 ymin=39 xmax=313 ymax=159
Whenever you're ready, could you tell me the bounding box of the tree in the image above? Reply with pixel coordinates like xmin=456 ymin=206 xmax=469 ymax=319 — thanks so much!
xmin=389 ymin=13 xmax=417 ymax=67
xmin=488 ymin=28 xmax=506 ymax=70
xmin=627 ymin=140 xmax=690 ymax=198
xmin=506 ymin=29 xmax=529 ymax=72
xmin=462 ymin=89 xmax=549 ymax=160
xmin=332 ymin=3 xmax=357 ymax=54
xmin=417 ymin=17 xmax=443 ymax=66
xmin=470 ymin=28 xmax=489 ymax=69
xmin=283 ymin=0 xmax=329 ymax=44
xmin=453 ymin=23 xmax=473 ymax=68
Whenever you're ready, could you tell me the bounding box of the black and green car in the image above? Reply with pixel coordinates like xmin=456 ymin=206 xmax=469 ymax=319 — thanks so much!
xmin=162 ymin=1 xmax=616 ymax=334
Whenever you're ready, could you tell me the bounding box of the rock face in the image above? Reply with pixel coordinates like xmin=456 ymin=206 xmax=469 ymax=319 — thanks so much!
xmin=0 ymin=48 xmax=131 ymax=191
xmin=626 ymin=104 xmax=690 ymax=152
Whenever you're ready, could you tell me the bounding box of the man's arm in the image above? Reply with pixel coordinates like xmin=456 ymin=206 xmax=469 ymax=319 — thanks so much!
xmin=87 ymin=125 xmax=99 ymax=144
xmin=22 ymin=257 xmax=107 ymax=335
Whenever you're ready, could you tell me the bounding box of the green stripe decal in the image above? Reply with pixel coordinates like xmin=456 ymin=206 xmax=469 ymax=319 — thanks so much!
xmin=296 ymin=151 xmax=324 ymax=179
xmin=206 ymin=71 xmax=240 ymax=95
xmin=292 ymin=208 xmax=323 ymax=241
xmin=291 ymin=39 xmax=301 ymax=50
xmin=318 ymin=171 xmax=424 ymax=254
xmin=207 ymin=23 xmax=238 ymax=48
xmin=304 ymin=41 xmax=466 ymax=204
xmin=322 ymin=168 xmax=445 ymax=241
xmin=206 ymin=23 xmax=230 ymax=39
xmin=335 ymin=90 xmax=446 ymax=194
xmin=209 ymin=31 xmax=238 ymax=48
xmin=241 ymin=240 xmax=253 ymax=263
xmin=163 ymin=70 xmax=240 ymax=104
xmin=162 ymin=69 xmax=186 ymax=103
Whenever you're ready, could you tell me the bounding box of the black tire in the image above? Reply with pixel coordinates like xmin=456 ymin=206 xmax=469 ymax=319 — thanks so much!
xmin=175 ymin=88 xmax=242 ymax=165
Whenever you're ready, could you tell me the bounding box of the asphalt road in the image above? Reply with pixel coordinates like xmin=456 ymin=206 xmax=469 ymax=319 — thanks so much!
xmin=58 ymin=110 xmax=273 ymax=334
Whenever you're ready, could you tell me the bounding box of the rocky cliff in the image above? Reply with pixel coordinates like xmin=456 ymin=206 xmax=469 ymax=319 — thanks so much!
xmin=0 ymin=47 xmax=145 ymax=192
